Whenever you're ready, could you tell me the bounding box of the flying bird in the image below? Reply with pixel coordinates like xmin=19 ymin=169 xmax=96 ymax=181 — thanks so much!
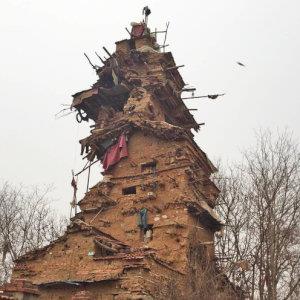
xmin=208 ymin=93 xmax=225 ymax=100
xmin=237 ymin=61 xmax=246 ymax=67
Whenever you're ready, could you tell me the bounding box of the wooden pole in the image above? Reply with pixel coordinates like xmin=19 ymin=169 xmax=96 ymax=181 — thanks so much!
xmin=89 ymin=208 xmax=104 ymax=225
xmin=166 ymin=65 xmax=185 ymax=71
xmin=182 ymin=96 xmax=208 ymax=100
xmin=151 ymin=30 xmax=167 ymax=34
xmin=162 ymin=22 xmax=170 ymax=52
xmin=75 ymin=159 xmax=99 ymax=176
xmin=103 ymin=46 xmax=112 ymax=58
xmin=125 ymin=27 xmax=131 ymax=36
xmin=95 ymin=51 xmax=105 ymax=64
xmin=84 ymin=53 xmax=97 ymax=70
xmin=182 ymin=94 xmax=225 ymax=100
xmin=86 ymin=161 xmax=91 ymax=193
xmin=182 ymin=87 xmax=196 ymax=92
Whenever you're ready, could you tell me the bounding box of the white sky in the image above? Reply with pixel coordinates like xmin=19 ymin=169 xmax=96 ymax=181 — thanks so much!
xmin=0 ymin=0 xmax=299 ymax=216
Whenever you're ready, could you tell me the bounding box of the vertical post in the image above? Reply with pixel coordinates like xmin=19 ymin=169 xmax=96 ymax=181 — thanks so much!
xmin=86 ymin=161 xmax=91 ymax=193
xmin=70 ymin=170 xmax=78 ymax=219
xmin=163 ymin=22 xmax=170 ymax=52
xmin=75 ymin=175 xmax=78 ymax=215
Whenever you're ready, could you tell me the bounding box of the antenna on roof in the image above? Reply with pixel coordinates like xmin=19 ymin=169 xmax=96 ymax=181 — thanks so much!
xmin=142 ymin=6 xmax=151 ymax=26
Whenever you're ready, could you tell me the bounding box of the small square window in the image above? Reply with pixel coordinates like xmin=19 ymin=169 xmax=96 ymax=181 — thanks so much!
xmin=141 ymin=160 xmax=157 ymax=173
xmin=122 ymin=186 xmax=136 ymax=195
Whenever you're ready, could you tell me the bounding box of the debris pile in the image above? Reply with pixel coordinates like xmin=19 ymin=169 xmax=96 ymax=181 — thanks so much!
xmin=9 ymin=14 xmax=241 ymax=300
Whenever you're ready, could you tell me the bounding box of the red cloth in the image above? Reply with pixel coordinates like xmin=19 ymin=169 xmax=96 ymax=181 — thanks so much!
xmin=102 ymin=134 xmax=128 ymax=170
xmin=131 ymin=24 xmax=145 ymax=38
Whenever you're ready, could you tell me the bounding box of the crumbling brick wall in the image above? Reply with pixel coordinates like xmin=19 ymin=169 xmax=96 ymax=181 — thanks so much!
xmin=10 ymin=19 xmax=242 ymax=300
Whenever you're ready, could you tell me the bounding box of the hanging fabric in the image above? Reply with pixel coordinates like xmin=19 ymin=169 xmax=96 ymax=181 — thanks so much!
xmin=70 ymin=171 xmax=77 ymax=208
xmin=131 ymin=23 xmax=146 ymax=38
xmin=137 ymin=208 xmax=148 ymax=231
xmin=70 ymin=170 xmax=78 ymax=218
xmin=102 ymin=133 xmax=128 ymax=171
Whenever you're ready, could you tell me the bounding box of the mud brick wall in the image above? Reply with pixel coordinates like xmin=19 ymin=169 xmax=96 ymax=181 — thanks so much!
xmin=11 ymin=19 xmax=241 ymax=299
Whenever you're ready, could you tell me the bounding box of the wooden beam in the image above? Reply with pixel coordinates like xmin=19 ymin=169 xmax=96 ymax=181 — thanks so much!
xmin=94 ymin=240 xmax=118 ymax=253
xmin=125 ymin=27 xmax=131 ymax=36
xmin=95 ymin=51 xmax=105 ymax=64
xmin=182 ymin=94 xmax=225 ymax=100
xmin=102 ymin=46 xmax=112 ymax=58
xmin=151 ymin=30 xmax=167 ymax=34
xmin=182 ymin=96 xmax=207 ymax=100
xmin=84 ymin=53 xmax=97 ymax=70
xmin=166 ymin=65 xmax=185 ymax=71
xmin=75 ymin=159 xmax=99 ymax=176
xmin=182 ymin=87 xmax=196 ymax=92
xmin=159 ymin=44 xmax=169 ymax=49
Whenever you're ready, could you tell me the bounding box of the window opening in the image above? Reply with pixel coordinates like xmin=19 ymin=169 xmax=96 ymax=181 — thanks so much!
xmin=141 ymin=160 xmax=157 ymax=173
xmin=122 ymin=186 xmax=136 ymax=195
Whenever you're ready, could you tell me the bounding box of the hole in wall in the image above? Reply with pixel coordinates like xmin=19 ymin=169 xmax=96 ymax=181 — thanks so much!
xmin=141 ymin=160 xmax=157 ymax=173
xmin=122 ymin=186 xmax=137 ymax=195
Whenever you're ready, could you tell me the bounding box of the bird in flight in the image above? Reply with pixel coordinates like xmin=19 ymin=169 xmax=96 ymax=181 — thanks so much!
xmin=208 ymin=93 xmax=225 ymax=100
xmin=237 ymin=61 xmax=246 ymax=67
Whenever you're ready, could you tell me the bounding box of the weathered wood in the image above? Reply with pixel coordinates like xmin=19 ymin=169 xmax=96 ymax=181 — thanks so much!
xmin=125 ymin=27 xmax=131 ymax=36
xmin=94 ymin=240 xmax=118 ymax=253
xmin=95 ymin=51 xmax=105 ymax=64
xmin=84 ymin=53 xmax=97 ymax=70
xmin=182 ymin=87 xmax=196 ymax=92
xmin=103 ymin=46 xmax=112 ymax=58
xmin=75 ymin=159 xmax=99 ymax=176
xmin=89 ymin=208 xmax=104 ymax=225
xmin=166 ymin=65 xmax=185 ymax=71
xmin=151 ymin=30 xmax=167 ymax=34
xmin=86 ymin=161 xmax=91 ymax=193
xmin=182 ymin=94 xmax=225 ymax=100
xmin=182 ymin=95 xmax=207 ymax=100
xmin=162 ymin=22 xmax=170 ymax=52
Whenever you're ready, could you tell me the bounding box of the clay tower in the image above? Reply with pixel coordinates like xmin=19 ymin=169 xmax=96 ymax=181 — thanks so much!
xmin=11 ymin=16 xmax=240 ymax=300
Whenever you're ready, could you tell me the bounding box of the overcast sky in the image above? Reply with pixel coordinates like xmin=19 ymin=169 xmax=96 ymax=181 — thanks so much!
xmin=0 ymin=0 xmax=299 ymax=216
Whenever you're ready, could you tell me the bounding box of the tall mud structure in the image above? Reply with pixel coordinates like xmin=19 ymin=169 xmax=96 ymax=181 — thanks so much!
xmin=9 ymin=14 xmax=242 ymax=300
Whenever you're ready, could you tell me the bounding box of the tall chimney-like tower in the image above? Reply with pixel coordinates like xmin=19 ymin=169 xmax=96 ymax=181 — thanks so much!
xmin=12 ymin=16 xmax=241 ymax=300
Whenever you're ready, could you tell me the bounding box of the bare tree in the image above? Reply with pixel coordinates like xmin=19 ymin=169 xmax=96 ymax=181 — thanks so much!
xmin=0 ymin=182 xmax=67 ymax=283
xmin=214 ymin=166 xmax=254 ymax=295
xmin=215 ymin=129 xmax=300 ymax=299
